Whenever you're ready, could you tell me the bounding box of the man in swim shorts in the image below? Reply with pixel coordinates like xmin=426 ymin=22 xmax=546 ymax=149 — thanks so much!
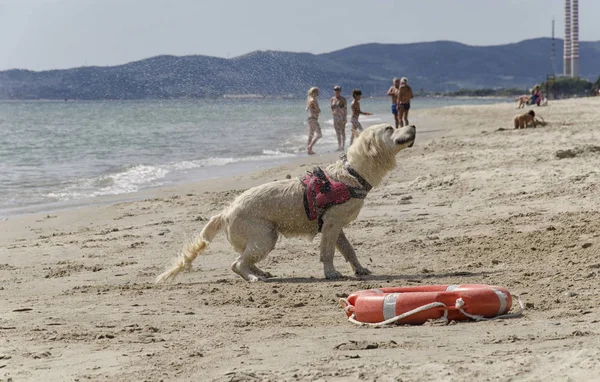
xmin=397 ymin=77 xmax=414 ymax=127
xmin=387 ymin=78 xmax=401 ymax=128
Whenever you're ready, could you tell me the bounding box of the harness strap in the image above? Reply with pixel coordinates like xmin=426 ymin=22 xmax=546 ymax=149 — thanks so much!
xmin=300 ymin=158 xmax=372 ymax=232
xmin=340 ymin=154 xmax=372 ymax=192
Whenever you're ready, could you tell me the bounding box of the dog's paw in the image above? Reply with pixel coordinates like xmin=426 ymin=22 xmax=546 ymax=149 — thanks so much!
xmin=354 ymin=267 xmax=372 ymax=276
xmin=247 ymin=274 xmax=261 ymax=283
xmin=325 ymin=269 xmax=343 ymax=279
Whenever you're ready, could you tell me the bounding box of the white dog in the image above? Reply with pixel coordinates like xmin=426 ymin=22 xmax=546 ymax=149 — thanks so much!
xmin=156 ymin=124 xmax=416 ymax=283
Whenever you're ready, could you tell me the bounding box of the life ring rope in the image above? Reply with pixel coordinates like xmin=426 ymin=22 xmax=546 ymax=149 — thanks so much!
xmin=455 ymin=296 xmax=525 ymax=322
xmin=339 ymin=295 xmax=525 ymax=327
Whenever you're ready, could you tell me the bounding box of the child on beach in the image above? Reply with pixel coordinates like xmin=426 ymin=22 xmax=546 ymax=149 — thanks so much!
xmin=350 ymin=89 xmax=372 ymax=145
xmin=397 ymin=77 xmax=414 ymax=127
xmin=514 ymin=110 xmax=536 ymax=129
xmin=306 ymin=87 xmax=322 ymax=155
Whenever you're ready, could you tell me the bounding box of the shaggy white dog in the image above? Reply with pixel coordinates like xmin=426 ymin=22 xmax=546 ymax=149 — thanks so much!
xmin=156 ymin=124 xmax=416 ymax=283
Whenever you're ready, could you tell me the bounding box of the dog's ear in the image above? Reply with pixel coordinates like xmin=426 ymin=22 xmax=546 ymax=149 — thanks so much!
xmin=365 ymin=140 xmax=379 ymax=157
xmin=361 ymin=130 xmax=380 ymax=157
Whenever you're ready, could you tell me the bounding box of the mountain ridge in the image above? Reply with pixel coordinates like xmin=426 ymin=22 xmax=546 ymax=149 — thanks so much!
xmin=1 ymin=38 xmax=599 ymax=99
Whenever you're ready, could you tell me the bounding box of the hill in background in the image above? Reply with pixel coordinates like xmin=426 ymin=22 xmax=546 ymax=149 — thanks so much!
xmin=0 ymin=38 xmax=599 ymax=99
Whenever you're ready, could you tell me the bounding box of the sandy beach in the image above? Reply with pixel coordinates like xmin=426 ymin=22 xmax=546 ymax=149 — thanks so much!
xmin=2 ymin=97 xmax=600 ymax=381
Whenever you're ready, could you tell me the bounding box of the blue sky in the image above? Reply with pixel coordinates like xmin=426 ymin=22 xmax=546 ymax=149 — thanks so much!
xmin=1 ymin=0 xmax=599 ymax=70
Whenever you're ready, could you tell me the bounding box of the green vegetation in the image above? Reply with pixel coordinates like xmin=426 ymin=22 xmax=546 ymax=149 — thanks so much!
xmin=541 ymin=77 xmax=596 ymax=98
xmin=441 ymin=88 xmax=525 ymax=97
xmin=594 ymin=76 xmax=600 ymax=94
xmin=437 ymin=77 xmax=600 ymax=98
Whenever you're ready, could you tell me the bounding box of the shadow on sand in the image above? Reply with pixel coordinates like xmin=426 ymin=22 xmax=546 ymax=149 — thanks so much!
xmin=264 ymin=270 xmax=497 ymax=284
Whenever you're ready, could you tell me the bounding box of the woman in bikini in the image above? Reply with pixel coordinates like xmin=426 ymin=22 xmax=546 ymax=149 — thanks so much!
xmin=330 ymin=85 xmax=348 ymax=151
xmin=306 ymin=87 xmax=322 ymax=155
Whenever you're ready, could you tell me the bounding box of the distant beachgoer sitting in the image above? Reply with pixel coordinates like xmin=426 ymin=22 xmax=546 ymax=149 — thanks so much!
xmin=306 ymin=87 xmax=322 ymax=155
xmin=529 ymin=85 xmax=542 ymax=106
xmin=350 ymin=89 xmax=373 ymax=145
xmin=514 ymin=110 xmax=536 ymax=129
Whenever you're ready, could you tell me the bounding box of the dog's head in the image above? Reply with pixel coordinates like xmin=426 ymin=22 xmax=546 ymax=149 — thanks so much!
xmin=393 ymin=124 xmax=417 ymax=150
xmin=346 ymin=124 xmax=416 ymax=185
xmin=528 ymin=110 xmax=535 ymax=117
xmin=350 ymin=124 xmax=416 ymax=157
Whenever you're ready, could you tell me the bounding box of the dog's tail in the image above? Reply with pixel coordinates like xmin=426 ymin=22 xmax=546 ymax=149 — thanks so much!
xmin=155 ymin=213 xmax=224 ymax=283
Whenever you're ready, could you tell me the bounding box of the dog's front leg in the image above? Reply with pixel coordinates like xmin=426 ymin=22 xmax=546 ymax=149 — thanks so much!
xmin=319 ymin=221 xmax=344 ymax=279
xmin=336 ymin=230 xmax=371 ymax=276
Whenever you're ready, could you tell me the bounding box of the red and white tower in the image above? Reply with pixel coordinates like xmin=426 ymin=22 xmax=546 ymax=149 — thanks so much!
xmin=564 ymin=0 xmax=572 ymax=76
xmin=571 ymin=0 xmax=579 ymax=77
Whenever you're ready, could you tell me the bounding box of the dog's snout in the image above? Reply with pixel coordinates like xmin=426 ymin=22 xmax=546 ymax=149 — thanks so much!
xmin=407 ymin=125 xmax=416 ymax=147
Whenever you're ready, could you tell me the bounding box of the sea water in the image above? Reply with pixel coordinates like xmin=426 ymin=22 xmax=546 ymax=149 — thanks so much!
xmin=0 ymin=97 xmax=509 ymax=217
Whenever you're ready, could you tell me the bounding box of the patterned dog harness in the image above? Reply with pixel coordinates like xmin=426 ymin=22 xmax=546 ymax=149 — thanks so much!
xmin=300 ymin=154 xmax=372 ymax=231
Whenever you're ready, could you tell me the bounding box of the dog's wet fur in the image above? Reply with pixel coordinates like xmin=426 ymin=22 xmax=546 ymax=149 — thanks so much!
xmin=156 ymin=124 xmax=416 ymax=283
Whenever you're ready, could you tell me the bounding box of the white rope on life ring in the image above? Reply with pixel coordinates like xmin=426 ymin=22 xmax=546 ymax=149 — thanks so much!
xmin=339 ymin=295 xmax=525 ymax=327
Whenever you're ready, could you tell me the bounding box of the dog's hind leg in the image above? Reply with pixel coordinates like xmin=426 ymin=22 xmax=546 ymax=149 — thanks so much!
xmin=231 ymin=223 xmax=277 ymax=282
xmin=336 ymin=230 xmax=371 ymax=276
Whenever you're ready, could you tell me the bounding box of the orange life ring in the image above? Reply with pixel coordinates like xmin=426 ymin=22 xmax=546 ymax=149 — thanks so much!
xmin=340 ymin=284 xmax=516 ymax=325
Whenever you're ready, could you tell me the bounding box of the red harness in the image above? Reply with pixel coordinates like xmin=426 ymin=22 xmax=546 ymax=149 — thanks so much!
xmin=300 ymin=166 xmax=368 ymax=231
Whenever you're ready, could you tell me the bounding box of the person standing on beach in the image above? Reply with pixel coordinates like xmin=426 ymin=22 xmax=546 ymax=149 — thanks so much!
xmin=330 ymin=85 xmax=348 ymax=151
xmin=306 ymin=87 xmax=322 ymax=155
xmin=350 ymin=89 xmax=372 ymax=145
xmin=387 ymin=78 xmax=401 ymax=128
xmin=397 ymin=77 xmax=414 ymax=127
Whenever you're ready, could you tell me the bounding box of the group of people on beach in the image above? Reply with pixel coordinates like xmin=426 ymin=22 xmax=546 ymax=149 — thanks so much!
xmin=516 ymin=85 xmax=544 ymax=108
xmin=514 ymin=84 xmax=546 ymax=129
xmin=305 ymin=77 xmax=413 ymax=155
xmin=387 ymin=77 xmax=414 ymax=128
xmin=305 ymin=85 xmax=371 ymax=155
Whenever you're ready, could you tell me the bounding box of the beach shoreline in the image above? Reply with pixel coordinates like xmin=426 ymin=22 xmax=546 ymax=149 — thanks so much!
xmin=4 ymin=96 xmax=508 ymax=220
xmin=0 ymin=101 xmax=455 ymax=220
xmin=2 ymin=97 xmax=600 ymax=381
xmin=0 ymin=152 xmax=337 ymax=220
